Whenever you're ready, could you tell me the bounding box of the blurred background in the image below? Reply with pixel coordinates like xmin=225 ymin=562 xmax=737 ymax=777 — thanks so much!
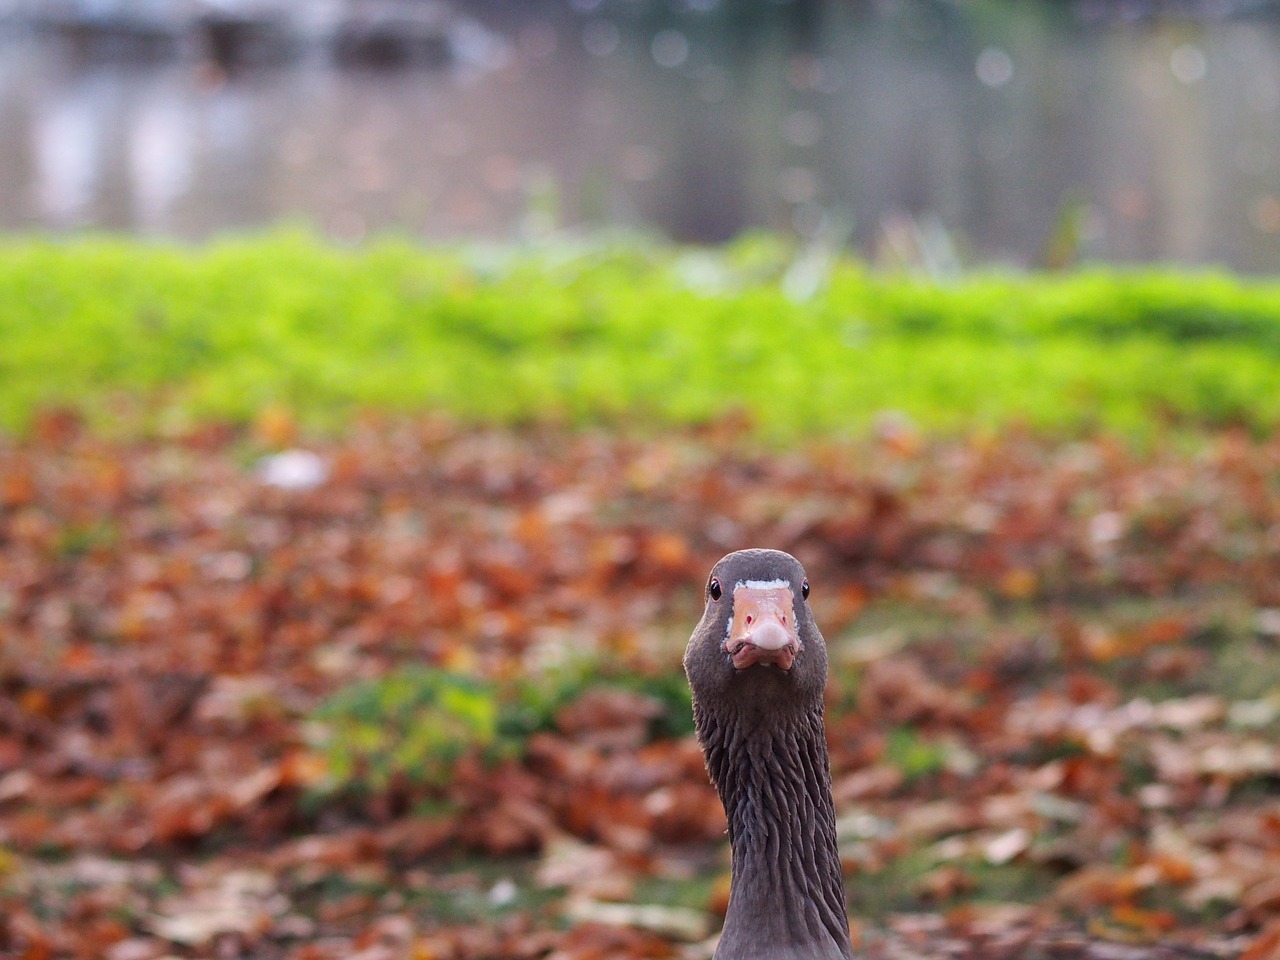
xmin=3 ymin=0 xmax=1280 ymax=268
xmin=6 ymin=4 xmax=1280 ymax=960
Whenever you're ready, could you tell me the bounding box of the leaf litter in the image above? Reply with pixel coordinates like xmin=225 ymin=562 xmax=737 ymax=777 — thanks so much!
xmin=2 ymin=413 xmax=1279 ymax=958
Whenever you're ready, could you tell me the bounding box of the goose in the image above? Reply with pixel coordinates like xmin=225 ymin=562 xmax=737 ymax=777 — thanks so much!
xmin=684 ymin=549 xmax=853 ymax=960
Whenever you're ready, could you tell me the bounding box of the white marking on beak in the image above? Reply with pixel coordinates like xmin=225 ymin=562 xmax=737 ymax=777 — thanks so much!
xmin=749 ymin=619 xmax=791 ymax=651
xmin=736 ymin=578 xmax=791 ymax=591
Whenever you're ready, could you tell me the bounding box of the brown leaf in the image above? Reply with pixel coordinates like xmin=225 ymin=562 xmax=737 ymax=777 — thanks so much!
xmin=859 ymin=656 xmax=971 ymax=726
xmin=915 ymin=865 xmax=975 ymax=902
xmin=555 ymin=689 xmax=664 ymax=750
xmin=1242 ymin=919 xmax=1280 ymax=960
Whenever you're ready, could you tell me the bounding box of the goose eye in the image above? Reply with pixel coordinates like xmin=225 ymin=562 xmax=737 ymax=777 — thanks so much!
xmin=709 ymin=577 xmax=722 ymax=601
xmin=801 ymin=579 xmax=810 ymax=600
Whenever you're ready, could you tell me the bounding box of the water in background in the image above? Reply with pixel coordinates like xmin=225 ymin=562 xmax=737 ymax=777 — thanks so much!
xmin=2 ymin=0 xmax=1280 ymax=270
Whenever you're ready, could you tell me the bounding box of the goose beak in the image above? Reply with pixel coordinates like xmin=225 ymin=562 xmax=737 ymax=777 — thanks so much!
xmin=724 ymin=585 xmax=801 ymax=671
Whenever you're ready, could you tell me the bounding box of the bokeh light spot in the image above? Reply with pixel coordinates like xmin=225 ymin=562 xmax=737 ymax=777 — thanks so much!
xmin=652 ymin=30 xmax=690 ymax=69
xmin=1170 ymin=44 xmax=1207 ymax=84
xmin=976 ymin=47 xmax=1014 ymax=88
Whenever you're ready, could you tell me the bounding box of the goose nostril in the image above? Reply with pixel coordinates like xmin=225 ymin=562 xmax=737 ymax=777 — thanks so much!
xmin=745 ymin=615 xmax=753 ymax=625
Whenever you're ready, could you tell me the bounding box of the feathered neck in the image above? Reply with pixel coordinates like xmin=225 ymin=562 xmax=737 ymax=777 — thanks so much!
xmin=694 ymin=698 xmax=852 ymax=960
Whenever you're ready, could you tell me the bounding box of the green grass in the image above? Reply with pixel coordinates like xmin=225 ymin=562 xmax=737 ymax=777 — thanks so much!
xmin=4 ymin=230 xmax=1280 ymax=437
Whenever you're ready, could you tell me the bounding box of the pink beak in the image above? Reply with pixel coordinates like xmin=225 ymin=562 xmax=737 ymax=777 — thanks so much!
xmin=724 ymin=585 xmax=801 ymax=670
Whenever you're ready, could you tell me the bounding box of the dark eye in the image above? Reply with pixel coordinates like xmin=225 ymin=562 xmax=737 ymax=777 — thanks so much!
xmin=801 ymin=579 xmax=810 ymax=600
xmin=709 ymin=577 xmax=722 ymax=601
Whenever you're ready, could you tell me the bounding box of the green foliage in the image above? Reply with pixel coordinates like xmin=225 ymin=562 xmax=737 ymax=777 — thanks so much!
xmin=4 ymin=231 xmax=1280 ymax=437
xmin=55 ymin=520 xmax=118 ymax=558
xmin=617 ymin=669 xmax=697 ymax=738
xmin=312 ymin=668 xmax=499 ymax=792
xmin=312 ymin=663 xmax=694 ymax=795
xmin=497 ymin=660 xmax=695 ymax=742
xmin=884 ymin=726 xmax=949 ymax=781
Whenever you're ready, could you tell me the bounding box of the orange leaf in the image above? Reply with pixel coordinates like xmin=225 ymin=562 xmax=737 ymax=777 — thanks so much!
xmin=1241 ymin=919 xmax=1280 ymax=960
xmin=997 ymin=568 xmax=1038 ymax=600
xmin=17 ymin=689 xmax=51 ymax=718
xmin=1 ymin=469 xmax=36 ymax=507
xmin=1111 ymin=903 xmax=1177 ymax=936
xmin=252 ymin=404 xmax=297 ymax=448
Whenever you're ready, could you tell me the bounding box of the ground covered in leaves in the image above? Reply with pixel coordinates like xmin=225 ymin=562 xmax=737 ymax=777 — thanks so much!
xmin=3 ymin=413 xmax=1280 ymax=959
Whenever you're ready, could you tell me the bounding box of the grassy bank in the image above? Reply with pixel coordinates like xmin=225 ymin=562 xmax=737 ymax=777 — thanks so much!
xmin=4 ymin=231 xmax=1280 ymax=437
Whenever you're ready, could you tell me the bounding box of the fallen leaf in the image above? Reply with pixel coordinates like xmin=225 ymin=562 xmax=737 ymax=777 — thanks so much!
xmin=983 ymin=828 xmax=1032 ymax=865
